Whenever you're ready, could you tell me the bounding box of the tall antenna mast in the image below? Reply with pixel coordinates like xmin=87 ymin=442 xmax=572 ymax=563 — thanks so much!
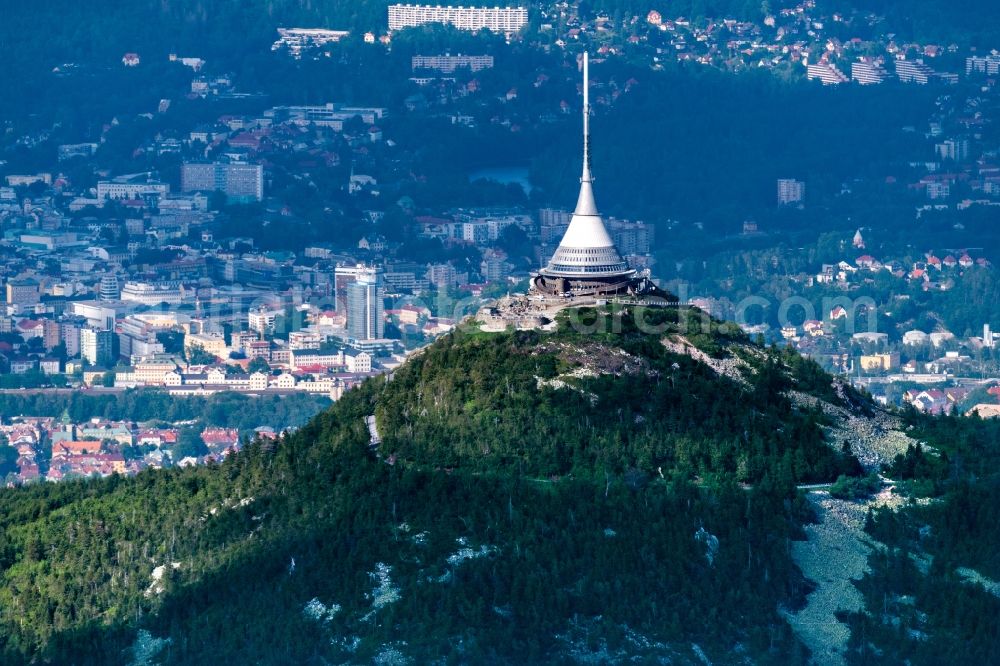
xmin=582 ymin=51 xmax=592 ymax=183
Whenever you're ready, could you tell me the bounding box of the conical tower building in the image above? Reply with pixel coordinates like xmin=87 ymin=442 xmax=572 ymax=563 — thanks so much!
xmin=532 ymin=53 xmax=643 ymax=297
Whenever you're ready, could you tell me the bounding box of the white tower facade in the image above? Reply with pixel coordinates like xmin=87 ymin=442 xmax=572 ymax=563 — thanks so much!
xmin=536 ymin=53 xmax=633 ymax=284
xmin=530 ymin=52 xmax=672 ymax=302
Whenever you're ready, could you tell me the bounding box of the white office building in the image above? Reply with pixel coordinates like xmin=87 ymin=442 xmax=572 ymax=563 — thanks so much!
xmin=96 ymin=174 xmax=169 ymax=200
xmin=264 ymin=103 xmax=388 ymax=130
xmin=966 ymin=54 xmax=1000 ymax=76
xmin=120 ymin=281 xmax=187 ymax=306
xmin=181 ymin=162 xmax=264 ymax=202
xmin=248 ymin=307 xmax=284 ymax=334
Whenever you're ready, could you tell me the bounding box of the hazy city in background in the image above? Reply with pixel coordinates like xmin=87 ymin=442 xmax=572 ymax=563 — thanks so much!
xmin=0 ymin=1 xmax=997 ymax=664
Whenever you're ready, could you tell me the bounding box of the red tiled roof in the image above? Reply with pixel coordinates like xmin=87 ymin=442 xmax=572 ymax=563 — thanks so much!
xmin=53 ymin=441 xmax=102 ymax=456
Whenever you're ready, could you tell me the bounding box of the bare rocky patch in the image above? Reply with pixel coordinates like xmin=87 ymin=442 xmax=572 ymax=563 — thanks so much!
xmin=957 ymin=567 xmax=1000 ymax=598
xmin=788 ymin=388 xmax=918 ymax=471
xmin=661 ymin=335 xmax=756 ymax=386
xmin=786 ymin=488 xmax=907 ymax=666
xmin=532 ymin=340 xmax=653 ymax=377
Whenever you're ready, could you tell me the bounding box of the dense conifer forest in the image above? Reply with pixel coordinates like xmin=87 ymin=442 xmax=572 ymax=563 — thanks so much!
xmin=840 ymin=413 xmax=1000 ymax=665
xmin=0 ymin=0 xmax=997 ymax=660
xmin=0 ymin=307 xmax=860 ymax=663
xmin=0 ymin=307 xmax=993 ymax=663
xmin=0 ymin=391 xmax=330 ymax=432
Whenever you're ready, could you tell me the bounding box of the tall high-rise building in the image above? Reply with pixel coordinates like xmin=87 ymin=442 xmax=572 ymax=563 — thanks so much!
xmin=41 ymin=319 xmax=61 ymax=351
xmin=538 ymin=208 xmax=572 ymax=243
xmin=181 ymin=162 xmax=264 ymax=202
xmin=935 ymin=139 xmax=969 ymax=162
xmin=60 ymin=321 xmax=83 ymax=358
xmin=346 ymin=266 xmax=385 ymax=341
xmin=80 ymin=327 xmax=115 ymax=366
xmin=334 ymin=264 xmax=368 ymax=312
xmin=607 ymin=219 xmax=653 ymax=256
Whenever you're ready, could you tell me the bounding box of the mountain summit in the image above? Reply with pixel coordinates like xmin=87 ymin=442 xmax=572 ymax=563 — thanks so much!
xmin=0 ymin=305 xmax=921 ymax=664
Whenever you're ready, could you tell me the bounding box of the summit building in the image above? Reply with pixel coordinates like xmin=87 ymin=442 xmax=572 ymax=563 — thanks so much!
xmin=531 ymin=53 xmax=669 ymax=301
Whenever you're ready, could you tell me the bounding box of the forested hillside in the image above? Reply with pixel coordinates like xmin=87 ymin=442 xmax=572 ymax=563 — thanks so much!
xmin=831 ymin=0 xmax=1000 ymax=47
xmin=531 ymin=64 xmax=933 ymax=231
xmin=376 ymin=308 xmax=859 ymax=482
xmin=0 ymin=391 xmax=329 ymax=432
xmin=0 ymin=307 xmax=995 ymax=663
xmin=0 ymin=306 xmax=865 ymax=664
xmin=3 ymin=0 xmax=996 ymax=76
xmin=2 ymin=0 xmax=386 ymax=65
xmin=841 ymin=413 xmax=1000 ymax=665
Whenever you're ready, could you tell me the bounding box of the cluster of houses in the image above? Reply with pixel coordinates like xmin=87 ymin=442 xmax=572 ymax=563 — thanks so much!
xmin=532 ymin=0 xmax=974 ymax=89
xmin=1 ymin=417 xmax=254 ymax=485
xmin=106 ymin=354 xmax=372 ymax=400
xmin=541 ymin=0 xmax=1000 ymax=214
xmin=0 ymin=39 xmax=665 ymax=393
xmin=901 ymin=384 xmax=1000 ymax=418
xmin=814 ymin=234 xmax=991 ymax=292
xmin=902 ymin=387 xmax=971 ymax=415
xmin=691 ymin=230 xmax=997 ymax=403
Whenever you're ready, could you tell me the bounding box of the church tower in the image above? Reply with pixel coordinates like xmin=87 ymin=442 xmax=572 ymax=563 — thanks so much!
xmin=852 ymin=229 xmax=865 ymax=249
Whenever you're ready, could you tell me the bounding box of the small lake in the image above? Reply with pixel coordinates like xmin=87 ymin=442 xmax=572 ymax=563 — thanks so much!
xmin=467 ymin=165 xmax=533 ymax=193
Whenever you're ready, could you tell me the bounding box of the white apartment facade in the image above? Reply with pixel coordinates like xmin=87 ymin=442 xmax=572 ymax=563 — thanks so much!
xmin=411 ymin=54 xmax=494 ymax=73
xmin=248 ymin=307 xmax=284 ymax=334
xmin=777 ymin=178 xmax=805 ymax=205
xmin=806 ymin=62 xmax=848 ymax=85
xmin=851 ymin=60 xmax=889 ymax=85
xmin=264 ymin=103 xmax=388 ymax=129
xmin=273 ymin=28 xmax=350 ymax=57
xmin=388 ymin=4 xmax=528 ymax=33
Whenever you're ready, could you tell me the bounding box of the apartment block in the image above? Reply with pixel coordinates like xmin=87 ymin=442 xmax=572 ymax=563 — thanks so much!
xmin=388 ymin=4 xmax=528 ymax=33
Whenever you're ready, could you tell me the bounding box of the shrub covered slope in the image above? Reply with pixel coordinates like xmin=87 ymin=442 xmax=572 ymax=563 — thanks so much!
xmin=0 ymin=307 xmax=869 ymax=664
